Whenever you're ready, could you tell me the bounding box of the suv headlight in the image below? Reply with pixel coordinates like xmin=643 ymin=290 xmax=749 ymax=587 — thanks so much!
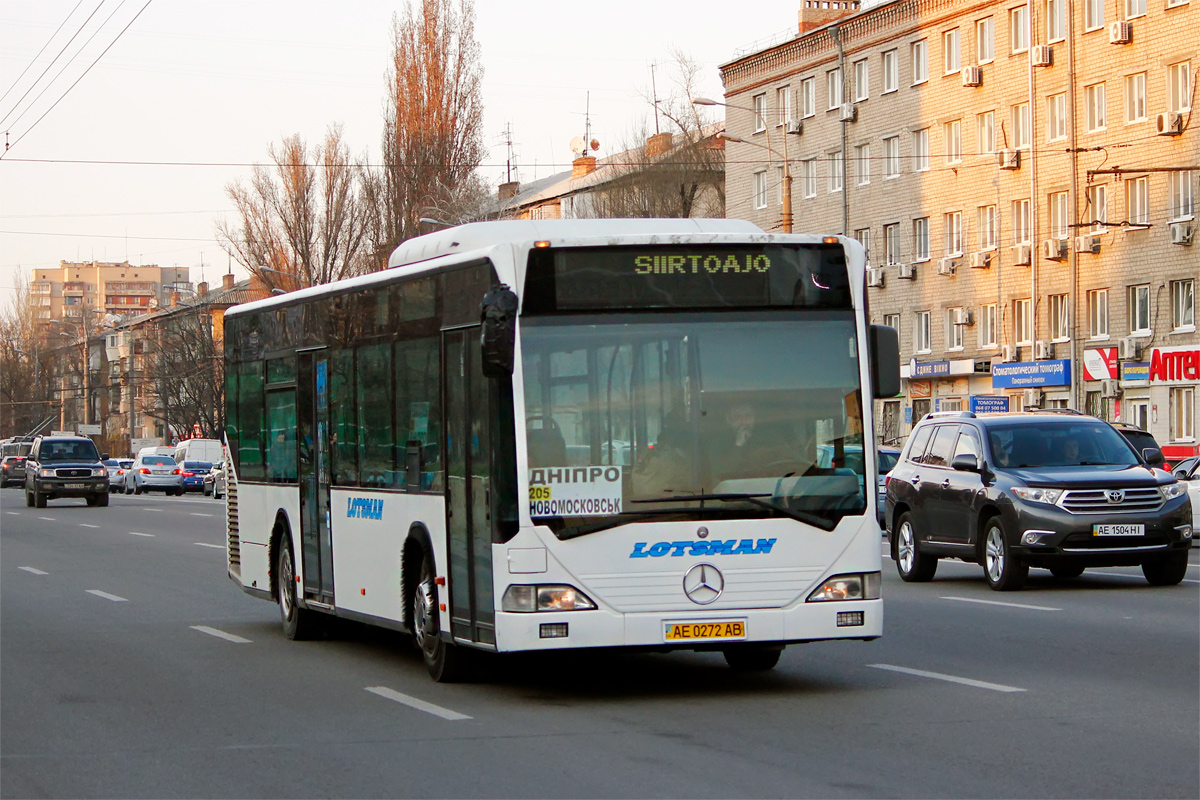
xmin=1161 ymin=483 xmax=1186 ymax=500
xmin=39 ymin=467 xmax=56 ymax=478
xmin=1011 ymin=486 xmax=1063 ymax=504
xmin=92 ymin=467 xmax=107 ymax=477
xmin=807 ymin=572 xmax=881 ymax=602
xmin=501 ymin=584 xmax=597 ymax=612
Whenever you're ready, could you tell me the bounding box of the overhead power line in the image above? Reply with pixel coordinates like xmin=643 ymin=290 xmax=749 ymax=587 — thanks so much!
xmin=0 ymin=0 xmax=87 ymax=112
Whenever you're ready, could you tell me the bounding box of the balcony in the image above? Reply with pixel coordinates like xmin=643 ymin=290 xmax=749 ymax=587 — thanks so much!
xmin=30 ymin=282 xmax=52 ymax=295
xmin=105 ymin=281 xmax=155 ymax=294
xmin=63 ymin=282 xmax=87 ymax=294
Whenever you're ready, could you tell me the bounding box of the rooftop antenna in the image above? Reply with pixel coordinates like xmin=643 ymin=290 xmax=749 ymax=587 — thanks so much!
xmin=650 ymin=61 xmax=661 ymax=135
xmin=502 ymin=122 xmax=515 ymax=184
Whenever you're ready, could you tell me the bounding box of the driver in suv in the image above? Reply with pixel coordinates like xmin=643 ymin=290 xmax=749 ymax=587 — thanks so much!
xmin=24 ymin=435 xmax=110 ymax=508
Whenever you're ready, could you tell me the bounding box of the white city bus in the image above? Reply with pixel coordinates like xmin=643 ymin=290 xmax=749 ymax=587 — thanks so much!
xmin=222 ymin=219 xmax=900 ymax=681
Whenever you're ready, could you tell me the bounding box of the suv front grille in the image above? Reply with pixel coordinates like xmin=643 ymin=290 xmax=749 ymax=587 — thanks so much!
xmin=1060 ymin=487 xmax=1163 ymax=514
xmin=54 ymin=468 xmax=93 ymax=478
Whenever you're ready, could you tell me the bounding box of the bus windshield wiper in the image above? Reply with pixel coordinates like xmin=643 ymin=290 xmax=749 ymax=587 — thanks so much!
xmin=631 ymin=492 xmax=836 ymax=530
xmin=554 ymin=508 xmax=694 ymax=540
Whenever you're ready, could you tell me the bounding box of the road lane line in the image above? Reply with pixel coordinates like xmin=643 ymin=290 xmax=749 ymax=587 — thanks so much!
xmin=5 ymin=511 xmax=20 ymax=515
xmin=194 ymin=543 xmax=224 ymax=549
xmin=38 ymin=517 xmax=55 ymax=521
xmin=189 ymin=513 xmax=214 ymax=518
xmin=19 ymin=566 xmax=48 ymax=575
xmin=128 ymin=532 xmax=155 ymax=537
xmin=191 ymin=625 xmax=251 ymax=643
xmin=79 ymin=524 xmax=100 ymax=529
xmin=868 ymin=664 xmax=1026 ymax=693
xmin=941 ymin=596 xmax=1061 ymax=612
xmin=141 ymin=508 xmax=162 ymax=512
xmin=86 ymin=590 xmax=128 ymax=602
xmin=365 ymin=686 xmax=472 ymax=720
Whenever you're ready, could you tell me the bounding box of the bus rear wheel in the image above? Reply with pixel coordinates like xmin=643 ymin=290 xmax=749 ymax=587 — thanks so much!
xmin=411 ymin=549 xmax=471 ymax=682
xmin=723 ymin=644 xmax=783 ymax=672
xmin=277 ymin=539 xmax=320 ymax=640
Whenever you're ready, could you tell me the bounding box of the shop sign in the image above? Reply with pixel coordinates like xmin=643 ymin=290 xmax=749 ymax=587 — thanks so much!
xmin=1148 ymin=346 xmax=1200 ymax=382
xmin=1121 ymin=362 xmax=1150 ymax=384
xmin=1083 ymin=347 xmax=1117 ymax=381
xmin=991 ymin=359 xmax=1072 ymax=388
xmin=911 ymin=360 xmax=951 ymax=377
xmin=970 ymin=395 xmax=1010 ymax=413
xmin=910 ymin=380 xmax=932 ymax=399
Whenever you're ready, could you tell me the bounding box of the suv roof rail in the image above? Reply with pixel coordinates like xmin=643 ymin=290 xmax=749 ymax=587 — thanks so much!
xmin=1033 ymin=408 xmax=1086 ymax=415
xmin=923 ymin=411 xmax=976 ymax=419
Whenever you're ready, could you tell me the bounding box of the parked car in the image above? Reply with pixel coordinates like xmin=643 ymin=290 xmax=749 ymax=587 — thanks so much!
xmin=885 ymin=411 xmax=1191 ymax=590
xmin=1170 ymin=456 xmax=1199 ymax=480
xmin=1 ymin=455 xmax=28 ymax=488
xmin=108 ymin=459 xmax=134 ymax=492
xmin=179 ymin=461 xmax=213 ymax=492
xmin=876 ymin=446 xmax=902 ymax=528
xmin=202 ymin=462 xmax=226 ymax=498
xmin=1178 ymin=459 xmax=1200 ymax=547
xmin=24 ymin=435 xmax=110 ymax=508
xmin=123 ymin=454 xmax=184 ymax=495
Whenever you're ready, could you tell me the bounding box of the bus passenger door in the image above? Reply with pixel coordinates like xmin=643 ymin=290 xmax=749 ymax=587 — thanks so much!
xmin=443 ymin=327 xmax=495 ymax=646
xmin=297 ymin=351 xmax=334 ymax=603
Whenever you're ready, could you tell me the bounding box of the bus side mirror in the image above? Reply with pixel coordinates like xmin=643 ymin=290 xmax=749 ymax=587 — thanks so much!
xmin=869 ymin=324 xmax=901 ymax=399
xmin=480 ymin=284 xmax=519 ymax=377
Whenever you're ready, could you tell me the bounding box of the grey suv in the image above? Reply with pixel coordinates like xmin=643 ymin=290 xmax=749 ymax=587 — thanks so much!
xmin=885 ymin=412 xmax=1192 ymax=590
xmin=24 ymin=436 xmax=110 ymax=508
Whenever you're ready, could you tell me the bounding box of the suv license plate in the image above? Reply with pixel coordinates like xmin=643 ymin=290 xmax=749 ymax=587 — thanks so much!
xmin=64 ymin=483 xmax=86 ymax=489
xmin=663 ymin=620 xmax=746 ymax=642
xmin=1093 ymin=524 xmax=1144 ymax=537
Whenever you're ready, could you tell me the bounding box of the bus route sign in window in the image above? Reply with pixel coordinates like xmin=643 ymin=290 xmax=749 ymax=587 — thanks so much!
xmin=523 ymin=244 xmax=850 ymax=313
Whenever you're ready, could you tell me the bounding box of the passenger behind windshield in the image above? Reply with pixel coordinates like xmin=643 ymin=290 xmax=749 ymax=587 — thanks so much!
xmin=41 ymin=441 xmax=100 ymax=461
xmin=988 ymin=423 xmax=1139 ymax=468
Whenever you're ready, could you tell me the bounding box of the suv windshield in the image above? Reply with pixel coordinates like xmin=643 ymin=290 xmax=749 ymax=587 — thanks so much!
xmin=987 ymin=421 xmax=1139 ymax=468
xmin=39 ymin=440 xmax=100 ymax=462
xmin=521 ymin=310 xmax=866 ymax=534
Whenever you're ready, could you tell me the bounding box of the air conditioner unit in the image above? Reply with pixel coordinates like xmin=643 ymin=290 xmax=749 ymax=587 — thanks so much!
xmin=1031 ymin=45 xmax=1053 ymax=67
xmin=1169 ymin=220 xmax=1194 ymax=245
xmin=1100 ymin=379 xmax=1120 ymax=398
xmin=785 ymin=120 xmax=803 ymax=135
xmin=1074 ymin=235 xmax=1101 ymax=254
xmin=998 ymin=148 xmax=1020 ymax=170
xmin=866 ymin=267 xmax=885 ymax=287
xmin=970 ymin=251 xmax=992 ymax=269
xmin=961 ymin=66 xmax=982 ymax=86
xmin=1156 ymin=112 xmax=1183 ymax=136
xmin=1011 ymin=243 xmax=1032 ymax=265
xmin=1117 ymin=336 xmax=1141 ymax=360
xmin=937 ymin=257 xmax=959 ymax=276
xmin=897 ymin=263 xmax=916 ymax=279
xmin=840 ymin=103 xmax=858 ymax=122
xmin=1109 ymin=20 xmax=1131 ymax=44
xmin=1042 ymin=238 xmax=1067 ymax=260
xmin=954 ymin=308 xmax=975 ymax=326
xmin=1023 ymin=388 xmax=1043 ymax=407
xmin=1034 ymin=340 xmax=1054 ymax=360
xmin=1001 ymin=344 xmax=1017 ymax=362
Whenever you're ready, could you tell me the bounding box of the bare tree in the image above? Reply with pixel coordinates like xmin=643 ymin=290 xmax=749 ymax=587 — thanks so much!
xmin=139 ymin=308 xmax=224 ymax=442
xmin=0 ymin=274 xmax=57 ymax=437
xmin=380 ymin=0 xmax=486 ymax=244
xmin=217 ymin=124 xmax=380 ymax=291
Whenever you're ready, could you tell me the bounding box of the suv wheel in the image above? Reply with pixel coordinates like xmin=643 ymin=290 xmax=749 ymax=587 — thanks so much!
xmin=1049 ymin=564 xmax=1085 ymax=579
xmin=894 ymin=512 xmax=937 ymax=582
xmin=983 ymin=518 xmax=1027 ymax=591
xmin=1142 ymin=552 xmax=1188 ymax=586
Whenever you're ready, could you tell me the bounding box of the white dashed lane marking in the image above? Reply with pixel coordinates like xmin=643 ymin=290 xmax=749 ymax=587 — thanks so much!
xmin=128 ymin=532 xmax=155 ymax=537
xmin=869 ymin=664 xmax=1026 ymax=693
xmin=5 ymin=511 xmax=20 ymax=515
xmin=38 ymin=517 xmax=55 ymax=521
xmin=365 ymin=687 xmax=473 ymax=720
xmin=191 ymin=626 xmax=251 ymax=643
xmin=189 ymin=513 xmax=214 ymax=518
xmin=194 ymin=543 xmax=224 ymax=549
xmin=19 ymin=566 xmax=48 ymax=575
xmin=86 ymin=590 xmax=128 ymax=602
xmin=79 ymin=524 xmax=100 ymax=529
xmin=941 ymin=596 xmax=1061 ymax=612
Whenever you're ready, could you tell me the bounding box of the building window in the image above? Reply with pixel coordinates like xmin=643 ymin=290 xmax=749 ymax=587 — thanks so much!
xmin=1047 ymin=93 xmax=1068 ymax=140
xmin=913 ymin=128 xmax=929 ymax=172
xmin=1129 ymin=284 xmax=1151 ymax=334
xmin=800 ymin=77 xmax=815 ymax=118
xmin=943 ymin=29 xmax=960 ymax=74
xmin=944 ymin=120 xmax=962 ymax=164
xmin=1049 ymin=192 xmax=1069 ymax=239
xmin=1047 ymin=0 xmax=1066 ymax=41
xmin=1085 ymin=0 xmax=1105 ymax=29
xmin=882 ymin=49 xmax=898 ymax=93
xmin=1127 ymin=176 xmax=1150 ymax=226
xmin=1014 ymin=298 xmax=1033 ymax=345
xmin=1049 ymin=294 xmax=1070 ymax=341
xmin=1171 ymin=387 xmax=1196 ymax=441
xmin=1169 ymin=170 xmax=1195 ymax=219
xmin=980 ymin=303 xmax=998 ymax=347
xmin=944 ymin=211 xmax=963 ymax=255
xmin=753 ymin=171 xmax=767 ymax=209
xmin=977 ymin=111 xmax=995 ymax=154
xmin=855 ymin=228 xmax=872 ymax=263
xmin=854 ymin=59 xmax=869 ymax=101
xmin=827 ymin=68 xmax=843 ymax=109
xmin=1012 ymin=103 xmax=1030 ymax=148
xmin=977 ymin=17 xmax=994 ymax=63
xmin=947 ymin=308 xmax=965 ymax=350
xmin=912 ymin=40 xmax=928 ymax=84
xmin=829 ymin=152 xmax=843 ymax=193
xmin=1013 ymin=198 xmax=1032 ymax=244
xmin=1173 ymin=279 xmax=1195 ymax=330
xmin=884 ymin=313 xmax=901 ymax=331
xmin=1126 ymin=0 xmax=1146 ymax=17
xmin=1010 ymin=5 xmax=1029 ymax=52
xmin=978 ymin=204 xmax=997 ymax=249
xmin=801 ymin=158 xmax=818 ymax=198
xmin=884 ymin=223 xmax=901 ymax=264
xmin=776 ymin=86 xmax=792 ymax=126
xmin=1085 ymin=83 xmax=1107 ymax=132
xmin=1169 ymin=62 xmax=1192 ymax=112
xmin=915 ymin=311 xmax=932 ymax=353
xmin=1088 ymin=184 xmax=1109 ymax=232
xmin=753 ymin=94 xmax=766 ymax=131
xmin=1089 ymin=289 xmax=1109 ymax=338
xmin=855 ymin=143 xmax=870 ymax=186
xmin=883 ymin=136 xmax=900 ymax=178
xmin=913 ymin=217 xmax=930 ymax=261
xmin=1125 ymin=73 xmax=1147 ymax=122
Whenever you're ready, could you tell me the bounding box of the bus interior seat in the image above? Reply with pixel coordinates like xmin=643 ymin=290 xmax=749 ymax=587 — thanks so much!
xmin=526 ymin=418 xmax=567 ymax=466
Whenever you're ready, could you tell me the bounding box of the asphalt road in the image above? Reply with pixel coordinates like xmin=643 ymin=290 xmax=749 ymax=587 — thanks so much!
xmin=2 ymin=486 xmax=1197 ymax=799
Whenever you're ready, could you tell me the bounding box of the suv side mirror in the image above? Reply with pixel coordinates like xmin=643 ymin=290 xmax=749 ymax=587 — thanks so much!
xmin=102 ymin=453 xmax=110 ymax=460
xmin=951 ymin=453 xmax=979 ymax=472
xmin=1142 ymin=447 xmax=1164 ymax=468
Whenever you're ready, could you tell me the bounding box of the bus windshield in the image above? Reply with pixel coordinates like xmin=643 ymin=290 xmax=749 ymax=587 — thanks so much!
xmin=521 ymin=310 xmax=866 ymax=535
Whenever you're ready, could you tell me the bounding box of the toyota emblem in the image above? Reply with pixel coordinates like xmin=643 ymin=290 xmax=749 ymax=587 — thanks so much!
xmin=683 ymin=563 xmax=724 ymax=605
xmin=1106 ymin=489 xmax=1124 ymax=504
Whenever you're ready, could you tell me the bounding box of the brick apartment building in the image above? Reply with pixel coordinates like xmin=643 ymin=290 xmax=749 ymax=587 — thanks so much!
xmin=28 ymin=260 xmax=192 ymax=331
xmin=721 ymin=0 xmax=1197 ymax=461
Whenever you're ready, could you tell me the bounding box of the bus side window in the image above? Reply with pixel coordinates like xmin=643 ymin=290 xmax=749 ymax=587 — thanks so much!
xmin=237 ymin=361 xmax=265 ymax=480
xmin=356 ymin=342 xmax=395 ymax=488
xmin=395 ymin=337 xmax=442 ymax=492
xmin=330 ymin=349 xmax=358 ymax=487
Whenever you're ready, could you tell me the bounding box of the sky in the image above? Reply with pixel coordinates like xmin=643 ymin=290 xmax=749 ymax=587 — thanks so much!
xmin=0 ymin=0 xmax=813 ymax=308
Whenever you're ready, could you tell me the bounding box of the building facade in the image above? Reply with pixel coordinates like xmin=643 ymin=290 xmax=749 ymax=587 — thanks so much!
xmin=28 ymin=260 xmax=191 ymax=329
xmin=721 ymin=0 xmax=1197 ymax=461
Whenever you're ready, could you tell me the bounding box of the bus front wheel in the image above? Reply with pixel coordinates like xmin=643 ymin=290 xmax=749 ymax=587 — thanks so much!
xmin=412 ymin=550 xmax=472 ymax=683
xmin=723 ymin=644 xmax=783 ymax=672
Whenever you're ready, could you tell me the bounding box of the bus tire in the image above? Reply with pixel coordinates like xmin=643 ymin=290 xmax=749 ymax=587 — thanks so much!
xmin=411 ymin=547 xmax=471 ymax=683
xmin=723 ymin=644 xmax=783 ymax=671
xmin=277 ymin=537 xmax=320 ymax=641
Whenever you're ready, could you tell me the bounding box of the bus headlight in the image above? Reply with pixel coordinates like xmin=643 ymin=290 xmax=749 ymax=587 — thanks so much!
xmin=502 ymin=584 xmax=597 ymax=612
xmin=806 ymin=572 xmax=881 ymax=602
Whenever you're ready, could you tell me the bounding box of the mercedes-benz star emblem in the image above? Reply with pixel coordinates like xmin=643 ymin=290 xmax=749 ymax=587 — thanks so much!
xmin=683 ymin=563 xmax=724 ymax=605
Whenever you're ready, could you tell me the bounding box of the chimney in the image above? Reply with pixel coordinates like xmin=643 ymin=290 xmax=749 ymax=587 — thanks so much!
xmin=645 ymin=132 xmax=674 ymax=158
xmin=197 ymin=281 xmax=208 ymax=297
xmin=572 ymin=156 xmax=597 ymax=178
xmin=222 ymin=273 xmax=235 ymax=291
xmin=498 ymin=181 xmax=519 ymax=201
xmin=170 ymin=290 xmax=180 ymax=307
xmin=798 ymin=0 xmax=859 ymax=34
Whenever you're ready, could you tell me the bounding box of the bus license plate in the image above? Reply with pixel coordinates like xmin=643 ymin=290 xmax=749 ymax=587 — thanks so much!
xmin=64 ymin=483 xmax=86 ymax=489
xmin=663 ymin=620 xmax=746 ymax=642
xmin=1093 ymin=524 xmax=1144 ymax=536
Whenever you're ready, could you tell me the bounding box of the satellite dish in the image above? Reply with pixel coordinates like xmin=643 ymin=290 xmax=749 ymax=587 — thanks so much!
xmin=569 ymin=136 xmax=586 ymax=156
xmin=590 ymin=139 xmax=600 ymax=152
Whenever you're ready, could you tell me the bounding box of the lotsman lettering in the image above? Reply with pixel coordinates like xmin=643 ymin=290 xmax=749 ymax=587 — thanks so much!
xmin=706 ymin=539 xmax=734 ymax=555
xmin=648 ymin=542 xmax=672 ymax=557
xmin=730 ymin=539 xmax=756 ymax=554
xmin=688 ymin=542 xmax=710 ymax=556
xmin=630 ymin=542 xmax=650 ymax=558
xmin=755 ymin=538 xmax=777 ymax=554
xmin=669 ymin=541 xmax=692 ymax=556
